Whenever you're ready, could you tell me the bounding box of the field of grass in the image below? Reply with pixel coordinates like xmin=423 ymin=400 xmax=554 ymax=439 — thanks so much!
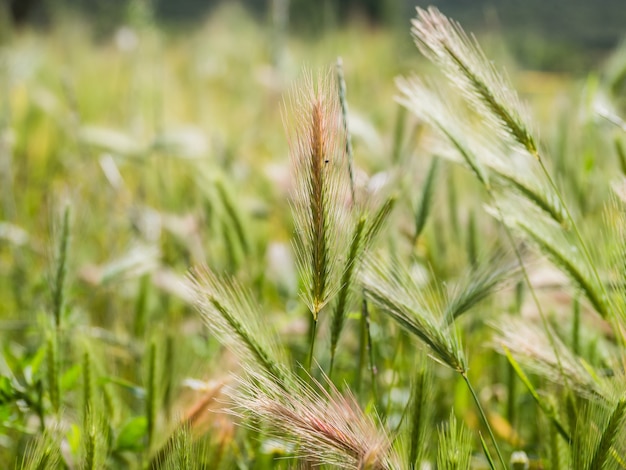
xmin=2 ymin=3 xmax=626 ymax=469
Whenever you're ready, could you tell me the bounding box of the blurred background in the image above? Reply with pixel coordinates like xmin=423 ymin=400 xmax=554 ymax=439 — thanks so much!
xmin=1 ymin=0 xmax=626 ymax=467
xmin=7 ymin=0 xmax=626 ymax=72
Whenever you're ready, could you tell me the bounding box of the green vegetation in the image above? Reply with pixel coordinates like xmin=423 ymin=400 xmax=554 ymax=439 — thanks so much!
xmin=2 ymin=2 xmax=626 ymax=469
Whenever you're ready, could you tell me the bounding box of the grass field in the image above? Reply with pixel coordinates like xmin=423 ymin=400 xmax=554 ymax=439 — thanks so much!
xmin=2 ymin=3 xmax=626 ymax=469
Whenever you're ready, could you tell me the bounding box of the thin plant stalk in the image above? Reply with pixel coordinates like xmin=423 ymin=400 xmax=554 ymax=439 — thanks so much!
xmin=306 ymin=315 xmax=317 ymax=373
xmin=336 ymin=56 xmax=355 ymax=203
xmin=573 ymin=296 xmax=581 ymax=355
xmin=480 ymin=432 xmax=497 ymax=470
xmin=52 ymin=205 xmax=70 ymax=330
xmin=329 ymin=216 xmax=366 ymax=376
xmin=461 ymin=372 xmax=507 ymax=470
xmin=361 ymin=297 xmax=379 ymax=406
xmin=146 ymin=340 xmax=157 ymax=453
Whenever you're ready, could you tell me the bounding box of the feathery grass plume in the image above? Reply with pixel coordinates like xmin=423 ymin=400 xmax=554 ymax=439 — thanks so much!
xmin=442 ymin=254 xmax=518 ymax=325
xmin=410 ymin=7 xmax=537 ymax=158
xmin=20 ymin=430 xmax=61 ymax=470
xmin=572 ymin=399 xmax=626 ymax=470
xmin=363 ymin=195 xmax=397 ymax=247
xmin=396 ymin=77 xmax=489 ymax=188
xmin=150 ymin=381 xmax=224 ymax=469
xmin=515 ymin=219 xmax=609 ymax=319
xmin=488 ymin=200 xmax=610 ymax=319
xmin=604 ymin=193 xmax=626 ymax=335
xmin=188 ymin=266 xmax=291 ymax=388
xmin=81 ymin=407 xmax=107 ymax=470
xmin=410 ymin=6 xmax=610 ymax=322
xmin=436 ymin=412 xmax=472 ymax=470
xmin=151 ymin=425 xmax=193 ymax=470
xmin=493 ymin=317 xmax=614 ymax=402
xmin=361 ymin=258 xmax=466 ymax=373
xmin=397 ymin=75 xmax=569 ymax=230
xmin=231 ymin=369 xmax=403 ymax=470
xmin=493 ymin=170 xmax=568 ymax=226
xmin=287 ymin=70 xmax=353 ymax=320
xmin=413 ymin=157 xmax=439 ymax=243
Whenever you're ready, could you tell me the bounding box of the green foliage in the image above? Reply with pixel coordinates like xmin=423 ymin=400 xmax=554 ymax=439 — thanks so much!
xmin=3 ymin=3 xmax=626 ymax=469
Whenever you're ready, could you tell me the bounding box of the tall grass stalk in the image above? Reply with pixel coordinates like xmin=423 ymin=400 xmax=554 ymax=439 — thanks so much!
xmin=146 ymin=340 xmax=157 ymax=453
xmin=407 ymin=365 xmax=431 ymax=469
xmin=287 ymin=71 xmax=351 ymax=371
xmin=461 ymin=372 xmax=507 ymax=469
xmin=336 ymin=57 xmax=355 ymax=203
xmin=46 ymin=334 xmax=59 ymax=415
xmin=356 ymin=297 xmax=379 ymax=405
xmin=52 ymin=205 xmax=71 ymax=330
xmin=329 ymin=216 xmax=366 ymax=376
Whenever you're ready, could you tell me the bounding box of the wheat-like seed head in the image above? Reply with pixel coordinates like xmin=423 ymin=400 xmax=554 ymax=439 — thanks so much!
xmin=187 ymin=266 xmax=291 ymax=387
xmin=411 ymin=7 xmax=538 ymax=158
xmin=285 ymin=70 xmax=351 ymax=320
xmin=493 ymin=317 xmax=616 ymax=402
xmin=361 ymin=258 xmax=467 ymax=373
xmin=230 ymin=369 xmax=403 ymax=470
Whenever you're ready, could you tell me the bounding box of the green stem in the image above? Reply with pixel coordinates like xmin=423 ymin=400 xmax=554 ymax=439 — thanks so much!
xmin=363 ymin=298 xmax=379 ymax=407
xmin=462 ymin=373 xmax=507 ymax=470
xmin=306 ymin=317 xmax=317 ymax=373
xmin=572 ymin=296 xmax=580 ymax=355
xmin=356 ymin=296 xmax=367 ymax=397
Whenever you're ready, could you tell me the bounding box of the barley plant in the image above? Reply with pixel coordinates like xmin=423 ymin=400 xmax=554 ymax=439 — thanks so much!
xmin=2 ymin=2 xmax=626 ymax=469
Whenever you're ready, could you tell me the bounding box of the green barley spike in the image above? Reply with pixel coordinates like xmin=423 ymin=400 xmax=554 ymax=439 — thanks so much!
xmin=408 ymin=366 xmax=430 ymax=468
xmin=588 ymin=399 xmax=626 ymax=470
xmin=329 ymin=216 xmax=366 ymax=375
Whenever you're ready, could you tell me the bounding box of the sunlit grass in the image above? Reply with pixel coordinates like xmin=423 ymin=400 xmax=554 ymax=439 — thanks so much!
xmin=2 ymin=3 xmax=626 ymax=469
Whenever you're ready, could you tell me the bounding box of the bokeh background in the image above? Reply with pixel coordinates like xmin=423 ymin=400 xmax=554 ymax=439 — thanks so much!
xmin=1 ymin=0 xmax=626 ymax=467
xmin=8 ymin=0 xmax=626 ymax=71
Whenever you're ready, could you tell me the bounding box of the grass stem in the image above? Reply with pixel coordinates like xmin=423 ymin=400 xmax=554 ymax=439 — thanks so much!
xmin=462 ymin=372 xmax=507 ymax=470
